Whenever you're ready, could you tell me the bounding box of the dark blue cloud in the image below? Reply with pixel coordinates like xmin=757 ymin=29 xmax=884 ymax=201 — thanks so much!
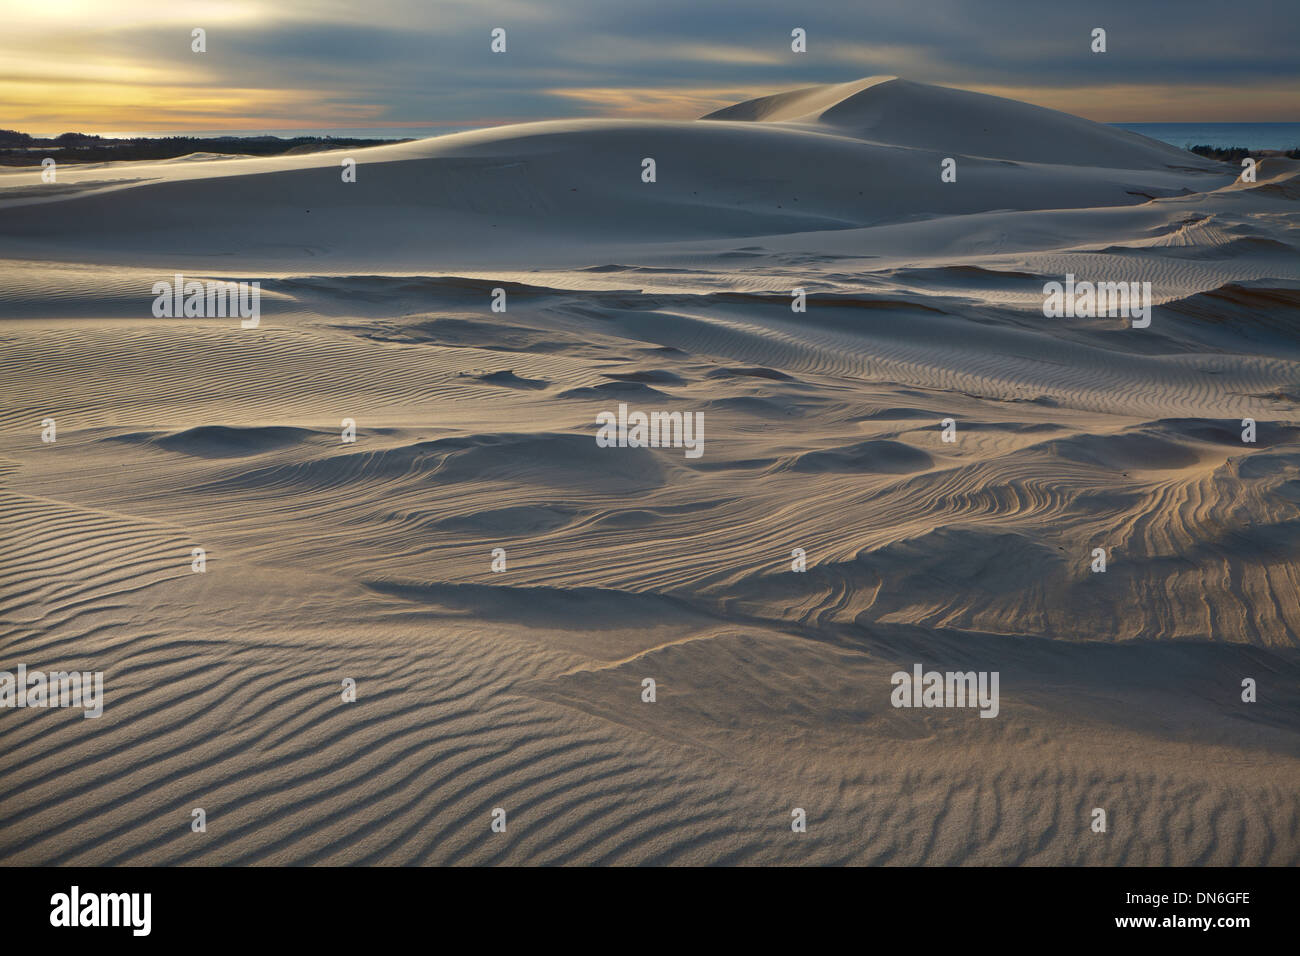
xmin=78 ymin=0 xmax=1300 ymax=123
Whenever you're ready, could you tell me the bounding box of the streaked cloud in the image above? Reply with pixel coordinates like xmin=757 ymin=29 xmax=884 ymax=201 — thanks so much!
xmin=546 ymin=85 xmax=788 ymax=119
xmin=3 ymin=0 xmax=1296 ymax=133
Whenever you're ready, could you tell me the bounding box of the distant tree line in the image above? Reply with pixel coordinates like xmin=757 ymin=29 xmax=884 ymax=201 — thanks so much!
xmin=1190 ymin=144 xmax=1300 ymax=162
xmin=0 ymin=130 xmax=412 ymax=165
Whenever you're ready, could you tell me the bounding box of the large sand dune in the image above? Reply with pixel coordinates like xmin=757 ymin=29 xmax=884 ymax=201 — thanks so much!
xmin=1 ymin=78 xmax=1297 ymax=865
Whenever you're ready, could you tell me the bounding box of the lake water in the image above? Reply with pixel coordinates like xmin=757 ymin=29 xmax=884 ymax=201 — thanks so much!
xmin=1112 ymin=123 xmax=1300 ymax=151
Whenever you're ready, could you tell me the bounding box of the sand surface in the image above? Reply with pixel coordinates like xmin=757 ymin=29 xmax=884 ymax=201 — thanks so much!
xmin=1 ymin=77 xmax=1298 ymax=864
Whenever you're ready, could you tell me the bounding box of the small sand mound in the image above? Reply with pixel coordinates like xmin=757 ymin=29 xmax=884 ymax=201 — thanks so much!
xmin=786 ymin=439 xmax=934 ymax=474
xmin=125 ymin=425 xmax=315 ymax=458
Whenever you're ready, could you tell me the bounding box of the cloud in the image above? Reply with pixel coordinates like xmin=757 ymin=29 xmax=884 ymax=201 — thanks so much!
xmin=546 ymin=85 xmax=790 ymax=119
xmin=3 ymin=0 xmax=1297 ymax=131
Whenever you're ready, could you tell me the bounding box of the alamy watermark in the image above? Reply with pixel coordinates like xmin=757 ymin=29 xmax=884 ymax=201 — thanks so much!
xmin=1042 ymin=274 xmax=1151 ymax=328
xmin=0 ymin=665 xmax=103 ymax=718
xmin=890 ymin=663 xmax=999 ymax=718
xmin=151 ymin=274 xmax=260 ymax=327
xmin=596 ymin=402 xmax=703 ymax=458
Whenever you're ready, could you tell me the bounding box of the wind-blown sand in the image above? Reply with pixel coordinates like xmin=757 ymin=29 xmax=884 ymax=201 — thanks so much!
xmin=1 ymin=77 xmax=1297 ymax=865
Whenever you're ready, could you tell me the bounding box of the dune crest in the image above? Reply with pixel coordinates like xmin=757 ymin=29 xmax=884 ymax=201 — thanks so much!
xmin=703 ymin=76 xmax=1209 ymax=167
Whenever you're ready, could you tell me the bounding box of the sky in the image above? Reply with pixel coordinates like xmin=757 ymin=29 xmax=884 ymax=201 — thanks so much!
xmin=3 ymin=0 xmax=1298 ymax=135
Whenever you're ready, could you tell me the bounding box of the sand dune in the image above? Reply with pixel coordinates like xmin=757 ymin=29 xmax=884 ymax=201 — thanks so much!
xmin=0 ymin=79 xmax=1234 ymax=271
xmin=703 ymin=76 xmax=1211 ymax=168
xmin=1 ymin=77 xmax=1297 ymax=865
